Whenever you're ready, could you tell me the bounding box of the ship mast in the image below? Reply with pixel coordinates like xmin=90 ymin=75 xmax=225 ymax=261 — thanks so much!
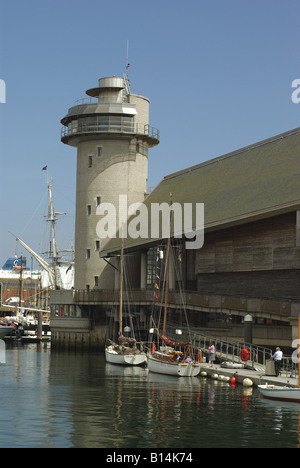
xmin=12 ymin=172 xmax=74 ymax=290
xmin=43 ymin=180 xmax=67 ymax=289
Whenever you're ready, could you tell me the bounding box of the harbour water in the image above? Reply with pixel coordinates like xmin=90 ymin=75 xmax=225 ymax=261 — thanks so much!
xmin=0 ymin=344 xmax=300 ymax=449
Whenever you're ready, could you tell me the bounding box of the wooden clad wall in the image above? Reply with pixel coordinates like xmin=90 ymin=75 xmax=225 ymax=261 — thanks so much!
xmin=189 ymin=212 xmax=300 ymax=300
xmin=195 ymin=212 xmax=298 ymax=274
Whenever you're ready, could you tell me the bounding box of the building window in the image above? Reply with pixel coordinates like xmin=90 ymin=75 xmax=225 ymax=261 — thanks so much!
xmin=96 ymin=196 xmax=101 ymax=207
xmin=88 ymin=155 xmax=93 ymax=167
xmin=87 ymin=205 xmax=91 ymax=215
xmin=86 ymin=249 xmax=91 ymax=259
xmin=97 ymin=146 xmax=103 ymax=157
xmin=136 ymin=143 xmax=140 ymax=153
xmin=94 ymin=276 xmax=99 ymax=287
xmin=95 ymin=240 xmax=100 ymax=251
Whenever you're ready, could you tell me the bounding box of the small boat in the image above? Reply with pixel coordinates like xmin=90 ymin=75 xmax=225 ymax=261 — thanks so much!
xmin=105 ymin=344 xmax=147 ymax=366
xmin=258 ymin=315 xmax=300 ymax=403
xmin=258 ymin=385 xmax=300 ymax=403
xmin=147 ymin=349 xmax=200 ymax=377
xmin=105 ymin=227 xmax=146 ymax=366
xmin=221 ymin=361 xmax=244 ymax=369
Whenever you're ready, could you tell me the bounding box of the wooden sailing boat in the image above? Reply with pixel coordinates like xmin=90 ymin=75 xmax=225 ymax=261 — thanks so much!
xmin=147 ymin=199 xmax=200 ymax=377
xmin=105 ymin=227 xmax=146 ymax=366
xmin=258 ymin=316 xmax=300 ymax=403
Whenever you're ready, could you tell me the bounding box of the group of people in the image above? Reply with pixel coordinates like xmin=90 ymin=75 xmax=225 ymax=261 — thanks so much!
xmin=207 ymin=342 xmax=283 ymax=377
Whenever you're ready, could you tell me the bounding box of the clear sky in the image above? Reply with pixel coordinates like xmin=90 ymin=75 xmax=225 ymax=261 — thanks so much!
xmin=0 ymin=0 xmax=300 ymax=268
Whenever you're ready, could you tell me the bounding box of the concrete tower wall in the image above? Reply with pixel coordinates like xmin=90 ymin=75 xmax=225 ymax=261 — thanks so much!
xmin=74 ymin=137 xmax=148 ymax=289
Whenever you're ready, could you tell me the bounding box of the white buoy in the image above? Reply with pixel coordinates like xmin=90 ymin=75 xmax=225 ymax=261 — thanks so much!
xmin=243 ymin=378 xmax=253 ymax=387
xmin=222 ymin=376 xmax=230 ymax=382
xmin=200 ymin=371 xmax=207 ymax=377
xmin=218 ymin=375 xmax=223 ymax=381
xmin=211 ymin=373 xmax=218 ymax=380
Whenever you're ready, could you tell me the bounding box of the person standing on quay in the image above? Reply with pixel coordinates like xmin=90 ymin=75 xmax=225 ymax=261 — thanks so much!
xmin=209 ymin=342 xmax=216 ymax=367
xmin=272 ymin=347 xmax=283 ymax=377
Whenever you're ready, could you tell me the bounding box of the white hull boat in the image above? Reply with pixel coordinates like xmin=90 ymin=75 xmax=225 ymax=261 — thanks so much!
xmin=105 ymin=346 xmax=146 ymax=366
xmin=147 ymin=351 xmax=200 ymax=377
xmin=258 ymin=385 xmax=300 ymax=403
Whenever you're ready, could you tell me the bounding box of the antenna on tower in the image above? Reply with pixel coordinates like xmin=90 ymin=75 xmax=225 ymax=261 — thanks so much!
xmin=123 ymin=39 xmax=131 ymax=96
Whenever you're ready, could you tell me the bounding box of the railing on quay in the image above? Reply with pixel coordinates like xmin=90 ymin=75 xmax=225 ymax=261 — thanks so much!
xmin=279 ymin=356 xmax=299 ymax=380
xmin=166 ymin=323 xmax=299 ymax=378
xmin=165 ymin=321 xmax=272 ymax=372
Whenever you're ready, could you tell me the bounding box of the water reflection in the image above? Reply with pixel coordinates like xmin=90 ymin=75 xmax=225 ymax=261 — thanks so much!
xmin=1 ymin=346 xmax=300 ymax=448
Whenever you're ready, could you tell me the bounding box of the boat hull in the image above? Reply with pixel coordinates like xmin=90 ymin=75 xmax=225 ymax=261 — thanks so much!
xmin=147 ymin=353 xmax=200 ymax=377
xmin=258 ymin=385 xmax=300 ymax=403
xmin=105 ymin=347 xmax=146 ymax=366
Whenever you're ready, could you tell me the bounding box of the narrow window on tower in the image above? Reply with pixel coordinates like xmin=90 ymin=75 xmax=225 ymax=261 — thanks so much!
xmin=87 ymin=205 xmax=91 ymax=216
xmin=95 ymin=240 xmax=100 ymax=251
xmin=94 ymin=276 xmax=99 ymax=287
xmin=97 ymin=146 xmax=103 ymax=157
xmin=96 ymin=196 xmax=101 ymax=207
xmin=88 ymin=155 xmax=93 ymax=167
xmin=86 ymin=249 xmax=91 ymax=259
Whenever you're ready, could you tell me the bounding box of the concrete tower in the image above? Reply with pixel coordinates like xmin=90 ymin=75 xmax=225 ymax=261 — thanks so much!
xmin=61 ymin=76 xmax=160 ymax=290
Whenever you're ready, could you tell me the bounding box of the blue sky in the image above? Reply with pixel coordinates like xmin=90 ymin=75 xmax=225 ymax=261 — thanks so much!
xmin=1 ymin=0 xmax=300 ymax=267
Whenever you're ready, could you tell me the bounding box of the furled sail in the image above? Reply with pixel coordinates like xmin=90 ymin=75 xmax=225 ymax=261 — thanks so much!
xmin=161 ymin=334 xmax=189 ymax=347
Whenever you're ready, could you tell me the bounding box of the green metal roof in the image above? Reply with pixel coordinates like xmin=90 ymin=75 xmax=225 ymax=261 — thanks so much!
xmin=102 ymin=127 xmax=300 ymax=255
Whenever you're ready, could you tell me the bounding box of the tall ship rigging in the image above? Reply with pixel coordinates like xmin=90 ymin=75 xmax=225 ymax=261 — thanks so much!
xmin=0 ymin=172 xmax=74 ymax=339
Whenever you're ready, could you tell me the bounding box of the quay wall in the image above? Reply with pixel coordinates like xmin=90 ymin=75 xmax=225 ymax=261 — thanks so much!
xmin=50 ymin=317 xmax=107 ymax=351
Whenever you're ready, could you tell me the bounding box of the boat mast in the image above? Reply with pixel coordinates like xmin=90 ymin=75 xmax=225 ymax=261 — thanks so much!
xmin=162 ymin=196 xmax=173 ymax=337
xmin=119 ymin=225 xmax=124 ymax=335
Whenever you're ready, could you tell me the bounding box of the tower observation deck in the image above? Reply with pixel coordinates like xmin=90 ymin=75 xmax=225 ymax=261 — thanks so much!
xmin=61 ymin=77 xmax=160 ymax=147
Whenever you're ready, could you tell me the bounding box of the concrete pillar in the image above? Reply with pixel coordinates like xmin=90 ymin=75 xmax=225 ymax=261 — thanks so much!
xmin=244 ymin=313 xmax=253 ymax=345
xmin=37 ymin=311 xmax=43 ymax=341
xmin=290 ymin=304 xmax=300 ymax=343
xmin=140 ymin=252 xmax=147 ymax=289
